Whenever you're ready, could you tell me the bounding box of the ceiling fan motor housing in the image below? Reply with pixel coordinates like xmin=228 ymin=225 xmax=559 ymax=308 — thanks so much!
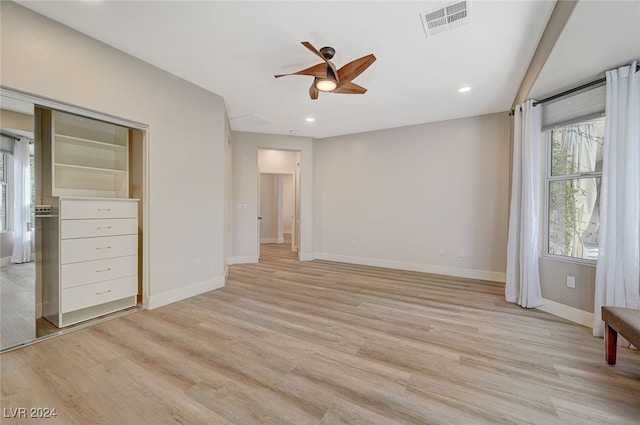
xmin=319 ymin=46 xmax=335 ymax=60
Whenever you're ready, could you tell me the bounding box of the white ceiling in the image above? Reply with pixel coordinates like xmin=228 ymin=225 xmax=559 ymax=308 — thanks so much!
xmin=530 ymin=1 xmax=640 ymax=100
xmin=12 ymin=1 xmax=561 ymax=138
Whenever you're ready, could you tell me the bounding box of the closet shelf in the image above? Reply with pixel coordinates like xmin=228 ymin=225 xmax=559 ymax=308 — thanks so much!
xmin=55 ymin=134 xmax=127 ymax=150
xmin=55 ymin=163 xmax=128 ymax=174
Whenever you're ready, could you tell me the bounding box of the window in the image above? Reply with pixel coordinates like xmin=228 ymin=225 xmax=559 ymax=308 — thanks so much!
xmin=1 ymin=152 xmax=7 ymax=231
xmin=546 ymin=117 xmax=604 ymax=261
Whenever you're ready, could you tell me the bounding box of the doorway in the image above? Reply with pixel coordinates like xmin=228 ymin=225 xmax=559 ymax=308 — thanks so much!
xmin=257 ymin=149 xmax=300 ymax=260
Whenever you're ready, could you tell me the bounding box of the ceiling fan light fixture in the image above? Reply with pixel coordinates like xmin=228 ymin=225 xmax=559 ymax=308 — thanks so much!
xmin=314 ymin=77 xmax=338 ymax=92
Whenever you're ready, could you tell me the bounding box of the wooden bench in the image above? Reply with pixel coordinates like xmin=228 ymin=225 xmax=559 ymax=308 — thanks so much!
xmin=602 ymin=306 xmax=640 ymax=365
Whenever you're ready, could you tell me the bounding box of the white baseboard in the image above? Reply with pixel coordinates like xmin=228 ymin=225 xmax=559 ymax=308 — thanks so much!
xmin=299 ymin=252 xmax=315 ymax=261
xmin=314 ymin=253 xmax=506 ymax=283
xmin=536 ymin=298 xmax=594 ymax=328
xmin=147 ymin=276 xmax=225 ymax=310
xmin=0 ymin=256 xmax=36 ymax=267
xmin=227 ymin=256 xmax=259 ymax=265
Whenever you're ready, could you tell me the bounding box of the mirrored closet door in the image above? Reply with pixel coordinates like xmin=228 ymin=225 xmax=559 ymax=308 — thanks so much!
xmin=0 ymin=95 xmax=43 ymax=350
xmin=1 ymin=91 xmax=146 ymax=352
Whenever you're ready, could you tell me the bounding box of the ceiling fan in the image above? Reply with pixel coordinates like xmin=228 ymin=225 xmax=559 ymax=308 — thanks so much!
xmin=274 ymin=41 xmax=376 ymax=100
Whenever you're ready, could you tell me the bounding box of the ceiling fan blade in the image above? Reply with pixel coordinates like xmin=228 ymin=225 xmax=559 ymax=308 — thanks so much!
xmin=337 ymin=54 xmax=376 ymax=84
xmin=334 ymin=81 xmax=367 ymax=95
xmin=301 ymin=41 xmax=331 ymax=65
xmin=274 ymin=62 xmax=327 ymax=79
xmin=309 ymin=83 xmax=319 ymax=100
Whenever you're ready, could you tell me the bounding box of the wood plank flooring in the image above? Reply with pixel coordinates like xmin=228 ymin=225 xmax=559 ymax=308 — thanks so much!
xmin=2 ymin=241 xmax=640 ymax=424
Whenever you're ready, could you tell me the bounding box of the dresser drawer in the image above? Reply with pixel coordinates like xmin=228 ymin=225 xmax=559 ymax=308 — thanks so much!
xmin=61 ymin=199 xmax=138 ymax=220
xmin=61 ymin=234 xmax=138 ymax=264
xmin=61 ymin=276 xmax=137 ymax=313
xmin=61 ymin=218 xmax=137 ymax=239
xmin=61 ymin=255 xmax=138 ymax=289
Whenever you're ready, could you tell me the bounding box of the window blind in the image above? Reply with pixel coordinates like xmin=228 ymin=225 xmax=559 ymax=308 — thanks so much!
xmin=541 ymin=83 xmax=606 ymax=130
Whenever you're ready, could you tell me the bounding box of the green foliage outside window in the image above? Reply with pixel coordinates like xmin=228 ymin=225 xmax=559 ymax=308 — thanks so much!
xmin=548 ymin=120 xmax=603 ymax=260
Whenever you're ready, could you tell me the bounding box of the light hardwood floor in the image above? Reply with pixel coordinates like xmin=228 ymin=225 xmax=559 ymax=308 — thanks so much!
xmin=1 ymin=241 xmax=639 ymax=424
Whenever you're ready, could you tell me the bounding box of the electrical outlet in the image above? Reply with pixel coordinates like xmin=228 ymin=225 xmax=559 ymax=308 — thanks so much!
xmin=439 ymin=248 xmax=445 ymax=256
xmin=566 ymin=275 xmax=576 ymax=289
xmin=458 ymin=248 xmax=465 ymax=258
xmin=194 ymin=259 xmax=201 ymax=270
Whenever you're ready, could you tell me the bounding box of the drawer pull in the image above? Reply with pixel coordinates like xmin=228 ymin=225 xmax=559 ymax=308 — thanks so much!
xmin=96 ymin=226 xmax=112 ymax=230
xmin=96 ymin=208 xmax=111 ymax=212
xmin=96 ymin=289 xmax=112 ymax=295
xmin=95 ymin=246 xmax=112 ymax=250
xmin=96 ymin=268 xmax=112 ymax=273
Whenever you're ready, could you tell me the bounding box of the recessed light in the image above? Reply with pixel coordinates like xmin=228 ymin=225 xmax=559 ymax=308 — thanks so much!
xmin=289 ymin=130 xmax=299 ymax=134
xmin=305 ymin=117 xmax=315 ymax=123
xmin=458 ymin=86 xmax=471 ymax=93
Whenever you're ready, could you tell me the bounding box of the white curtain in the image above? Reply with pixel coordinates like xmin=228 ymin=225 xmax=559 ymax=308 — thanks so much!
xmin=593 ymin=61 xmax=640 ymax=337
xmin=506 ymin=99 xmax=543 ymax=308
xmin=10 ymin=137 xmax=32 ymax=264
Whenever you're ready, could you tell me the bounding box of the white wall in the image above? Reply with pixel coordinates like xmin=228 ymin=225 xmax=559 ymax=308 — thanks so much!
xmin=230 ymin=132 xmax=312 ymax=263
xmin=1 ymin=3 xmax=228 ymax=308
xmin=258 ymin=149 xmax=297 ymax=174
xmin=314 ymin=113 xmax=511 ymax=282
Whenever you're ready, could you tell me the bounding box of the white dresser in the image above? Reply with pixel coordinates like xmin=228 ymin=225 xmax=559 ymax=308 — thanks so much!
xmin=42 ymin=197 xmax=139 ymax=328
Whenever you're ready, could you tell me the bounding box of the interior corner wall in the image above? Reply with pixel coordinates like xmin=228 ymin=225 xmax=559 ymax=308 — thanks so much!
xmin=314 ymin=113 xmax=511 ymax=282
xmin=1 ymin=2 xmax=228 ymax=308
xmin=230 ymin=131 xmax=313 ymax=263
xmin=224 ymin=113 xmax=233 ymax=274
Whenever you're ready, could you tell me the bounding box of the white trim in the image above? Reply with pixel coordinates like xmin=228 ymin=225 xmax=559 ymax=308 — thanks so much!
xmin=314 ymin=253 xmax=506 ymax=282
xmin=147 ymin=276 xmax=225 ymax=310
xmin=299 ymin=253 xmax=315 ymax=261
xmin=536 ymin=298 xmax=594 ymax=328
xmin=0 ymin=87 xmax=147 ymax=130
xmin=227 ymin=255 xmax=258 ymax=265
xmin=141 ymin=127 xmax=150 ymax=311
xmin=0 ymin=256 xmax=35 ymax=266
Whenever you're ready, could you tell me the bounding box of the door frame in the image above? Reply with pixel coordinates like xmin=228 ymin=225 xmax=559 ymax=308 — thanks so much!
xmin=257 ymin=148 xmax=301 ymax=260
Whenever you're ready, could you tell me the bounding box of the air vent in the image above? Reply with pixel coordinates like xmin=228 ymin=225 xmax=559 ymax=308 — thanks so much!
xmin=421 ymin=1 xmax=470 ymax=38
